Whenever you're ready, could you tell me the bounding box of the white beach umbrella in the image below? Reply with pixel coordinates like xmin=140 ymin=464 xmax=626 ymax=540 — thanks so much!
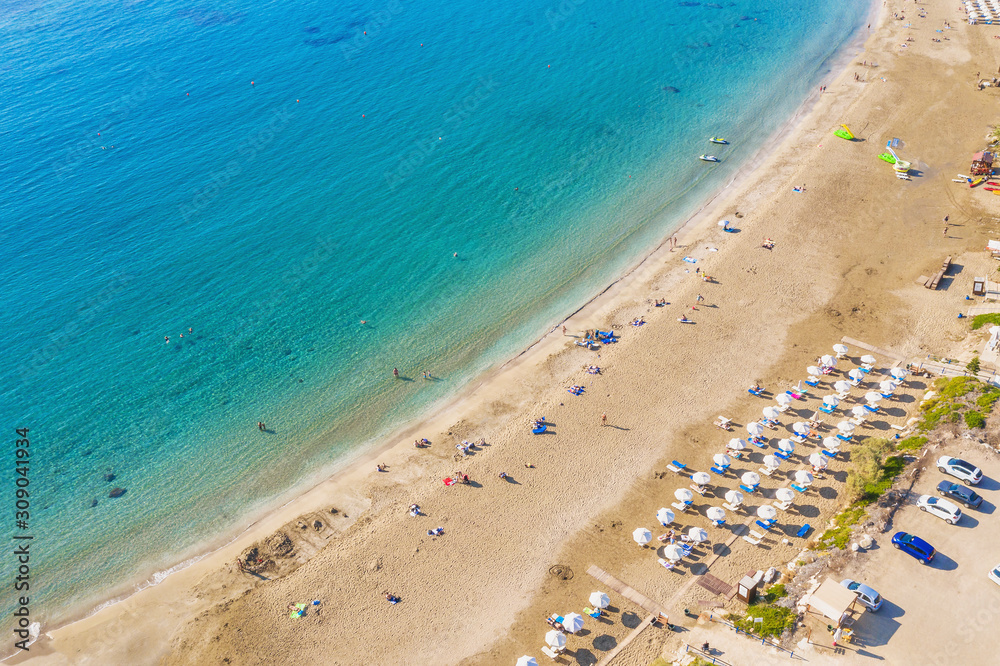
xmin=861 ymin=355 xmax=877 ymax=365
xmin=725 ymin=489 xmax=744 ymax=505
xmin=833 ymin=344 xmax=849 ymax=355
xmin=728 ymin=438 xmax=747 ymax=451
xmin=849 ymin=369 xmax=865 ymax=382
xmin=664 ymin=543 xmax=685 ymax=561
xmin=821 ymin=355 xmax=837 ymax=368
xmin=822 ymin=395 xmax=840 ymax=407
xmin=713 ymin=453 xmax=731 ymax=467
xmin=674 ymin=488 xmax=694 ymax=503
xmin=809 ymin=453 xmax=828 ymax=469
xmin=517 ymin=658 xmax=538 ymax=666
xmin=834 ymin=380 xmax=852 ymax=393
xmin=795 ymin=470 xmax=814 ymax=485
xmin=792 ymin=422 xmax=810 ymax=436
xmin=778 ymin=439 xmax=795 ymax=454
xmin=590 ymin=592 xmax=610 ymax=609
xmin=775 ymin=487 xmax=795 ymax=502
xmin=757 ymin=505 xmax=777 ymax=521
xmin=864 ymin=392 xmax=883 ymax=405
xmin=562 ymin=613 xmax=584 ymax=633
xmin=746 ymin=421 xmax=764 ymax=437
xmin=879 ymin=380 xmax=897 ymax=393
xmin=688 ymin=527 xmax=708 ymax=543
xmin=851 ymin=405 xmax=868 ymax=418
xmin=633 ymin=527 xmax=652 ymax=545
xmin=807 ymin=365 xmax=823 ymax=376
xmin=890 ymin=368 xmax=908 ymax=381
xmin=656 ymin=507 xmax=675 ymax=526
xmin=763 ymin=454 xmax=781 ymax=469
xmin=742 ymin=471 xmax=760 ymax=486
xmin=775 ymin=393 xmax=793 ymax=407
xmin=545 ymin=630 xmax=567 ymax=649
xmin=706 ymin=506 xmax=726 ymax=523
xmin=691 ymin=471 xmax=711 ymax=486
xmin=837 ymin=421 xmax=855 ymax=434
xmin=823 ymin=436 xmax=841 ymax=450
xmin=763 ymin=406 xmax=781 ymax=421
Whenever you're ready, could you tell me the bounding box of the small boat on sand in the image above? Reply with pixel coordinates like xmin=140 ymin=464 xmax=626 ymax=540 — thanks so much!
xmin=699 ymin=155 xmax=720 ymax=162
xmin=709 ymin=137 xmax=728 ymax=144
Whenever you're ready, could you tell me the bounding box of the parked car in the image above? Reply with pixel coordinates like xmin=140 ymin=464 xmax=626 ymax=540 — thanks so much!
xmin=891 ymin=531 xmax=935 ymax=564
xmin=937 ymin=456 xmax=983 ymax=485
xmin=990 ymin=564 xmax=1000 ymax=586
xmin=937 ymin=481 xmax=983 ymax=509
xmin=916 ymin=495 xmax=962 ymax=524
xmin=840 ymin=579 xmax=883 ymax=611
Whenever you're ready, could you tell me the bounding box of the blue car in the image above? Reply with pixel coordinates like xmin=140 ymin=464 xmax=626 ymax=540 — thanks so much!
xmin=892 ymin=532 xmax=935 ymax=564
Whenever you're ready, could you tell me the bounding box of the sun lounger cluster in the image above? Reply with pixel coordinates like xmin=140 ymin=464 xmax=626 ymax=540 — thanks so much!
xmin=965 ymin=0 xmax=1000 ymax=23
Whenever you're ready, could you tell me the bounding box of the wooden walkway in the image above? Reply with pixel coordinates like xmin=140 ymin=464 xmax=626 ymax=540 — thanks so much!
xmin=586 ymin=565 xmax=670 ymax=618
xmin=839 ymin=336 xmax=906 ymax=363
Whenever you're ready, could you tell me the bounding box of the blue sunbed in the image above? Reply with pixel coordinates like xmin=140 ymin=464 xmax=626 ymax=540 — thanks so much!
xmin=819 ymin=405 xmax=835 ymax=414
xmin=790 ymin=483 xmax=807 ymax=493
xmin=796 ymin=524 xmax=811 ymax=538
xmin=755 ymin=520 xmax=773 ymax=531
xmin=739 ymin=484 xmax=757 ymax=494
xmin=532 ymin=425 xmax=547 ymax=434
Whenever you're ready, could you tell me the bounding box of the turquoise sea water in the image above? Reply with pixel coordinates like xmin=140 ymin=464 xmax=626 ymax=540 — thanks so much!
xmin=1 ymin=0 xmax=869 ymax=635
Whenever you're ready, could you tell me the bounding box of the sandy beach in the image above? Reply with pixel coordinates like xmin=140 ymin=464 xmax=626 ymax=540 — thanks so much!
xmin=20 ymin=0 xmax=1000 ymax=663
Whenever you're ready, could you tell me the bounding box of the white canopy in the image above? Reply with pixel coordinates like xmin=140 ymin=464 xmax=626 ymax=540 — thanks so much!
xmin=848 ymin=369 xmax=865 ymax=382
xmin=633 ymin=527 xmax=652 ymax=545
xmin=860 ymin=355 xmax=876 ymax=365
xmin=517 ymin=657 xmax=538 ymax=666
xmin=742 ymin=471 xmax=760 ymax=486
xmin=664 ymin=543 xmax=685 ymax=561
xmin=823 ymin=436 xmax=841 ymax=450
xmin=776 ymin=394 xmax=793 ymax=406
xmin=833 ymin=344 xmax=849 ymax=354
xmin=746 ymin=421 xmax=764 ymax=437
xmin=728 ymin=438 xmax=747 ymax=451
xmin=851 ymin=405 xmax=868 ymax=418
xmin=890 ymin=368 xmax=907 ymax=381
xmin=805 ymin=577 xmax=859 ymax=624
xmin=713 ymin=453 xmax=731 ymax=467
xmin=757 ymin=505 xmax=777 ymax=520
xmin=656 ymin=507 xmax=675 ymax=525
xmin=545 ymin=630 xmax=567 ymax=648
xmin=795 ymin=470 xmax=814 ymax=485
xmin=706 ymin=506 xmax=726 ymax=522
xmin=821 ymin=355 xmax=837 ymax=368
xmin=674 ymin=488 xmax=693 ymax=502
xmin=562 ymin=613 xmax=584 ymax=633
xmin=725 ymin=489 xmax=744 ymax=505
xmin=792 ymin=422 xmax=810 ymax=435
xmin=763 ymin=406 xmax=781 ymax=420
xmin=688 ymin=527 xmax=708 ymax=542
xmin=822 ymin=395 xmax=840 ymax=407
xmin=879 ymin=380 xmax=897 ymax=393
xmin=807 ymin=365 xmax=823 ymax=376
xmin=809 ymin=453 xmax=828 ymax=469
xmin=834 ymin=380 xmax=852 ymax=393
xmin=837 ymin=421 xmax=855 ymax=433
xmin=864 ymin=392 xmax=883 ymax=405
xmin=775 ymin=487 xmax=795 ymax=502
xmin=691 ymin=471 xmax=711 ymax=486
xmin=763 ymin=454 xmax=781 ymax=469
xmin=590 ymin=592 xmax=610 ymax=609
xmin=778 ymin=439 xmax=795 ymax=453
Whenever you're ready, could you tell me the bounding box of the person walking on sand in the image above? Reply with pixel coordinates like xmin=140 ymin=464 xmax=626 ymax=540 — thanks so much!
xmin=393 ymin=368 xmax=399 ymax=379
xmin=562 ymin=325 xmax=567 ymax=335
xmin=696 ymin=294 xmax=704 ymax=303
xmin=601 ymin=412 xmax=607 ymax=427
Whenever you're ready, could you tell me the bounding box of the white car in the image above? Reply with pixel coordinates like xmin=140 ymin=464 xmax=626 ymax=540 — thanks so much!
xmin=840 ymin=579 xmax=883 ymax=611
xmin=916 ymin=494 xmax=962 ymax=524
xmin=937 ymin=456 xmax=983 ymax=485
xmin=990 ymin=565 xmax=1000 ymax=586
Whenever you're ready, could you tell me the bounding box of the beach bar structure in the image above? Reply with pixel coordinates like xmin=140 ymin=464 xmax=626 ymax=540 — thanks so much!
xmin=803 ymin=577 xmax=861 ymax=626
xmin=971 ymin=151 xmax=994 ymax=176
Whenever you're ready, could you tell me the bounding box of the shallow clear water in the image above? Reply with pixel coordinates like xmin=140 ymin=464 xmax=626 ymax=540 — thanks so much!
xmin=0 ymin=0 xmax=868 ymax=631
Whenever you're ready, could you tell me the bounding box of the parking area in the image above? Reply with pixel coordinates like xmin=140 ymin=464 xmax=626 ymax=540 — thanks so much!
xmin=836 ymin=441 xmax=1000 ymax=665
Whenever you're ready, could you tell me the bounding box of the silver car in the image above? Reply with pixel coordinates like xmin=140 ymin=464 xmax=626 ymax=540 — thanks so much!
xmin=841 ymin=579 xmax=883 ymax=611
xmin=917 ymin=494 xmax=962 ymax=525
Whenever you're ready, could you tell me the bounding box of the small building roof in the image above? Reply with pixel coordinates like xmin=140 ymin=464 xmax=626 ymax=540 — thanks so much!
xmin=805 ymin=577 xmax=857 ymax=624
xmin=973 ymin=151 xmax=994 ymax=162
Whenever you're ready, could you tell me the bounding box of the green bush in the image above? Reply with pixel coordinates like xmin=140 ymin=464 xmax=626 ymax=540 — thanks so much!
xmin=936 ymin=376 xmax=979 ymax=398
xmin=968 ymin=357 xmax=982 ymax=374
xmin=971 ymin=313 xmax=1000 ymax=330
xmin=761 ymin=583 xmax=787 ymax=603
xmin=965 ymin=410 xmax=986 ymax=429
xmin=730 ymin=604 xmax=796 ymax=639
xmin=896 ymin=435 xmax=928 ymax=451
xmin=818 ymin=525 xmax=853 ymax=549
xmin=977 ymin=391 xmax=1000 ymax=411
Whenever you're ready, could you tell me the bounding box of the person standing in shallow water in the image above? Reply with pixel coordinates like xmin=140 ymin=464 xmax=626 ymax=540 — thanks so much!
xmin=393 ymin=368 xmax=399 ymax=379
